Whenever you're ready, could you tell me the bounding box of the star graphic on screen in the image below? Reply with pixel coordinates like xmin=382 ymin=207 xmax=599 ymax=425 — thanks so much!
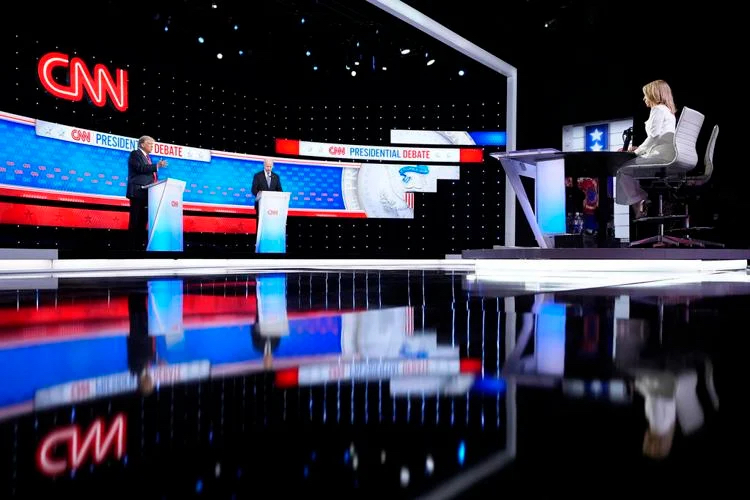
xmin=589 ymin=129 xmax=603 ymax=142
xmin=590 ymin=142 xmax=604 ymax=151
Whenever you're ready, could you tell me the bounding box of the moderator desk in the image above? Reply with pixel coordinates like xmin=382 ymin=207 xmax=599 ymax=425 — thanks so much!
xmin=492 ymin=150 xmax=636 ymax=248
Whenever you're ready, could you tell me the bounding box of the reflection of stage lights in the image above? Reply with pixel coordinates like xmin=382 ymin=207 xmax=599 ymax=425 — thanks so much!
xmin=425 ymin=455 xmax=435 ymax=475
xmin=400 ymin=466 xmax=410 ymax=487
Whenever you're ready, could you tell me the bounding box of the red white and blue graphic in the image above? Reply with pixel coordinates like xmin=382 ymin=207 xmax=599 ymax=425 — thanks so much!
xmin=0 ymin=110 xmax=475 ymax=229
xmin=584 ymin=124 xmax=609 ymax=152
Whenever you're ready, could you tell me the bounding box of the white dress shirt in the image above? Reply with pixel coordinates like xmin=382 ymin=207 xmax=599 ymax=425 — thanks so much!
xmin=634 ymin=104 xmax=676 ymax=158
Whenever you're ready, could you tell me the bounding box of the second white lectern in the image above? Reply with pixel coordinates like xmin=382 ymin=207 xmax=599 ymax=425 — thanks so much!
xmin=146 ymin=178 xmax=187 ymax=251
xmin=255 ymin=191 xmax=291 ymax=253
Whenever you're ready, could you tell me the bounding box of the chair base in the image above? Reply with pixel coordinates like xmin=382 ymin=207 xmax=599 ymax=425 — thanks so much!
xmin=629 ymin=234 xmax=724 ymax=248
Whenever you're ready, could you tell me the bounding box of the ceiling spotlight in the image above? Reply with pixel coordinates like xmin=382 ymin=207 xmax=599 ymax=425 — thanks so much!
xmin=458 ymin=70 xmax=465 ymax=76
xmin=234 ymin=25 xmax=239 ymax=30
xmin=351 ymin=70 xmax=356 ymax=77
xmin=400 ymin=48 xmax=410 ymax=55
xmin=354 ymin=61 xmax=360 ymax=66
xmin=306 ymin=50 xmax=311 ymax=56
xmin=313 ymin=65 xmax=318 ymax=71
xmin=198 ymin=37 xmax=205 ymax=43
xmin=239 ymin=50 xmax=244 ymax=56
xmin=426 ymin=59 xmax=435 ymax=66
xmin=301 ymin=17 xmax=305 ymax=24
xmin=382 ymin=66 xmax=387 ymax=71
xmin=211 ymin=3 xmax=217 ymax=8
xmin=356 ymin=41 xmax=360 ymax=47
xmin=217 ymin=53 xmax=223 ymax=59
xmin=164 ymin=26 xmax=169 ymax=32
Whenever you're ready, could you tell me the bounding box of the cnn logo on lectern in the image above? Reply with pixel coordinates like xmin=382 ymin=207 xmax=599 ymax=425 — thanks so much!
xmin=267 ymin=209 xmax=279 ymax=216
xmin=36 ymin=413 xmax=127 ymax=476
xmin=37 ymin=52 xmax=129 ymax=112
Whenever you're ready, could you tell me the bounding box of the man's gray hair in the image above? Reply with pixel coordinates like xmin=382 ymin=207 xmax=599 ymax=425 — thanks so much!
xmin=138 ymin=136 xmax=155 ymax=146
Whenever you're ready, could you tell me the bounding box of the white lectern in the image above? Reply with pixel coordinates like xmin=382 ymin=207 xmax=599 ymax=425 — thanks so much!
xmin=146 ymin=178 xmax=187 ymax=252
xmin=255 ymin=191 xmax=290 ymax=253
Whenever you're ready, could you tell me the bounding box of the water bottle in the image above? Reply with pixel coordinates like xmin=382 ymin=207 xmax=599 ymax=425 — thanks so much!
xmin=573 ymin=212 xmax=583 ymax=234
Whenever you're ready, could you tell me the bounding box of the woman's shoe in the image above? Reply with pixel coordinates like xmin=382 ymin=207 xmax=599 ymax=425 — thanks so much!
xmin=634 ymin=199 xmax=651 ymax=219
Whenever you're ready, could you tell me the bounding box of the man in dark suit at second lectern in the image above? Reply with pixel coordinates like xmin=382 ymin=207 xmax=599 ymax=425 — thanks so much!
xmin=126 ymin=135 xmax=167 ymax=250
xmin=251 ymin=158 xmax=283 ymax=216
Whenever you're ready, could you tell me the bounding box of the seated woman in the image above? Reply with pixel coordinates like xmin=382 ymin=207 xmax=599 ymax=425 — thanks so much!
xmin=616 ymin=79 xmax=677 ymax=218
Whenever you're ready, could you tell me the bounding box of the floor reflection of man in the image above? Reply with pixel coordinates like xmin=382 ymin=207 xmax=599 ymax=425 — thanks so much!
xmin=127 ymin=287 xmax=156 ymax=396
xmin=251 ymin=321 xmax=280 ymax=370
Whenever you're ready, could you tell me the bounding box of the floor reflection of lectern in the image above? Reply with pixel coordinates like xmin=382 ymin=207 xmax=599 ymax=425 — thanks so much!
xmin=146 ymin=178 xmax=187 ymax=252
xmin=255 ymin=191 xmax=290 ymax=253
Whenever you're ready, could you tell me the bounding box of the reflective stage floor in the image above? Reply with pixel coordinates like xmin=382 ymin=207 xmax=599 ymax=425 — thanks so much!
xmin=0 ymin=264 xmax=742 ymax=498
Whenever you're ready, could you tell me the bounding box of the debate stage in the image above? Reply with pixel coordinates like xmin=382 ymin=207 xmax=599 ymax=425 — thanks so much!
xmin=462 ymin=246 xmax=750 ymax=261
xmin=1 ymin=246 xmax=748 ymax=279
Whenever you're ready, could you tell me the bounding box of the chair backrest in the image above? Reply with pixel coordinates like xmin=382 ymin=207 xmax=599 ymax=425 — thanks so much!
xmin=672 ymin=106 xmax=704 ymax=171
xmin=703 ymin=124 xmax=719 ymax=178
xmin=686 ymin=124 xmax=719 ymax=186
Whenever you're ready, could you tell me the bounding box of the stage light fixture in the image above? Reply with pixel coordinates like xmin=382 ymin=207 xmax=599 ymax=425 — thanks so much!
xmin=351 ymin=70 xmax=356 ymax=76
xmin=427 ymin=59 xmax=435 ymax=66
xmin=198 ymin=37 xmax=205 ymax=43
xmin=458 ymin=70 xmax=465 ymax=76
xmin=217 ymin=53 xmax=223 ymax=59
xmin=234 ymin=25 xmax=238 ymax=30
xmin=400 ymin=48 xmax=410 ymax=55
xmin=306 ymin=50 xmax=311 ymax=56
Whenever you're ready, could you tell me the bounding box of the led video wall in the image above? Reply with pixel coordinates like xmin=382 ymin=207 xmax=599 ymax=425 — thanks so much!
xmin=0 ymin=110 xmax=480 ymax=232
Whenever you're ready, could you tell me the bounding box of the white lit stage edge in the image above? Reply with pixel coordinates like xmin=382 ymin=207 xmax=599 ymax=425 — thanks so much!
xmin=0 ymin=257 xmax=747 ymax=292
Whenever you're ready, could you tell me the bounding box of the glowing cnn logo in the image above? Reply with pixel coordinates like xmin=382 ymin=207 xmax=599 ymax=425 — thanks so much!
xmin=328 ymin=146 xmax=345 ymax=155
xmin=36 ymin=413 xmax=127 ymax=477
xmin=38 ymin=52 xmax=129 ymax=112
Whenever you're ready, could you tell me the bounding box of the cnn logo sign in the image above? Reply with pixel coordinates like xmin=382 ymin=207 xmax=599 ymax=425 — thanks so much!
xmin=36 ymin=413 xmax=127 ymax=476
xmin=38 ymin=52 xmax=128 ymax=112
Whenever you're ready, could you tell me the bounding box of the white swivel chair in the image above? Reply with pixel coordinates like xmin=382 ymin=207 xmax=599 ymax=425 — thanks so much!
xmin=629 ymin=107 xmax=704 ymax=247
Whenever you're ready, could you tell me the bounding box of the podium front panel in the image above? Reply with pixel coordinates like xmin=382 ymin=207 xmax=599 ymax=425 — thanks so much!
xmin=256 ymin=191 xmax=290 ymax=253
xmin=148 ymin=179 xmax=187 ymax=251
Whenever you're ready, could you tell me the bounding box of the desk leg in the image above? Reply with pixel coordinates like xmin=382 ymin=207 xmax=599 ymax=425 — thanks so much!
xmin=499 ymin=159 xmax=548 ymax=249
xmin=596 ymin=175 xmax=612 ymax=248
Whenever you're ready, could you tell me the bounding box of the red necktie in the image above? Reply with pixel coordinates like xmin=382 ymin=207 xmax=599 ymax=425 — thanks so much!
xmin=146 ymin=155 xmax=156 ymax=182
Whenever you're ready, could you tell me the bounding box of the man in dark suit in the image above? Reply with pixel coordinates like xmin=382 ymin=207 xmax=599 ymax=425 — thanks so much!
xmin=126 ymin=136 xmax=167 ymax=250
xmin=251 ymin=158 xmax=283 ymax=215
